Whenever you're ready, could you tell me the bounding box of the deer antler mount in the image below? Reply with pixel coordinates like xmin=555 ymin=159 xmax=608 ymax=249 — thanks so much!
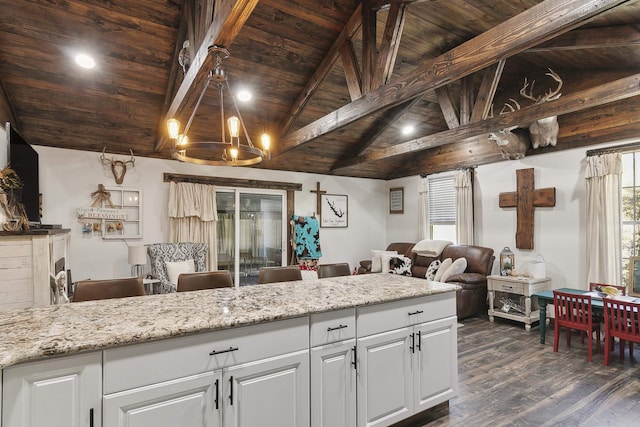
xmin=100 ymin=148 xmax=135 ymax=185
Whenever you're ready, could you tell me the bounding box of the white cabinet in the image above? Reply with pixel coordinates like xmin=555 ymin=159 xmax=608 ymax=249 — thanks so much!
xmin=102 ymin=317 xmax=309 ymax=427
xmin=103 ymin=371 xmax=221 ymax=427
xmin=223 ymin=350 xmax=309 ymax=427
xmin=310 ymin=309 xmax=356 ymax=427
xmin=356 ymin=293 xmax=458 ymax=427
xmin=2 ymin=352 xmax=102 ymax=427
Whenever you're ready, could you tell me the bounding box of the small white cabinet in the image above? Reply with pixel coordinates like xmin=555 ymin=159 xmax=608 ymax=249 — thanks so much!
xmin=310 ymin=308 xmax=357 ymax=427
xmin=2 ymin=352 xmax=102 ymax=427
xmin=356 ymin=293 xmax=457 ymax=427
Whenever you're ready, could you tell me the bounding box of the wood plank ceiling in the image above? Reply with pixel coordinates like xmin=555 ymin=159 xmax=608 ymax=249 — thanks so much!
xmin=1 ymin=0 xmax=640 ymax=180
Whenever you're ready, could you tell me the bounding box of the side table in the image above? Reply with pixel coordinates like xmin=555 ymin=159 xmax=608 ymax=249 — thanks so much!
xmin=487 ymin=275 xmax=550 ymax=331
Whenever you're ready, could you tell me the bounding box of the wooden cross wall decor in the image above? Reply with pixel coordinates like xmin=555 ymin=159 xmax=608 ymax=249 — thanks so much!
xmin=499 ymin=168 xmax=556 ymax=250
xmin=310 ymin=182 xmax=326 ymax=216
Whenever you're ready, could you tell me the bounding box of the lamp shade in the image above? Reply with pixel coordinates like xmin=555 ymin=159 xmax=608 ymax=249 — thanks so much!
xmin=128 ymin=245 xmax=147 ymax=265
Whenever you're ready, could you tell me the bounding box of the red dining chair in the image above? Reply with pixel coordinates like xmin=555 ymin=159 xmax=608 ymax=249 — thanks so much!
xmin=553 ymin=290 xmax=601 ymax=362
xmin=603 ymin=297 xmax=640 ymax=366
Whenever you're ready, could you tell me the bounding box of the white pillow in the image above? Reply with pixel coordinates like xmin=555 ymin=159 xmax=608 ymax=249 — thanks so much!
xmin=440 ymin=257 xmax=468 ymax=282
xmin=434 ymin=258 xmax=452 ymax=282
xmin=166 ymin=259 xmax=195 ymax=285
xmin=425 ymin=259 xmax=441 ymax=280
xmin=371 ymin=250 xmax=398 ymax=273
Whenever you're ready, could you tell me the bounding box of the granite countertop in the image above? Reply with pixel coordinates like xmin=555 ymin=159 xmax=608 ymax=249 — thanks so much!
xmin=0 ymin=274 xmax=458 ymax=370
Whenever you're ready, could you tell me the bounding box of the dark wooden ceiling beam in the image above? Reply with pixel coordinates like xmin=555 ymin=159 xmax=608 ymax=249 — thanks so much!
xmin=333 ymin=73 xmax=640 ymax=168
xmin=371 ymin=2 xmax=407 ymax=89
xmin=470 ymin=60 xmax=505 ymax=122
xmin=528 ymin=23 xmax=640 ymax=52
xmin=340 ymin=41 xmax=363 ymax=101
xmin=155 ymin=0 xmax=259 ymax=152
xmin=435 ymin=87 xmax=460 ymax=129
xmin=362 ymin=0 xmax=377 ymax=93
xmin=278 ymin=3 xmax=362 ymax=134
xmin=459 ymin=76 xmax=473 ymax=125
xmin=275 ymin=0 xmax=631 ymax=156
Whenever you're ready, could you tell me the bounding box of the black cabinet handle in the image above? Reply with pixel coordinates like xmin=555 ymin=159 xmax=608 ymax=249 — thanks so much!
xmin=351 ymin=345 xmax=357 ymax=370
xmin=89 ymin=408 xmax=94 ymax=427
xmin=327 ymin=324 xmax=348 ymax=332
xmin=214 ymin=379 xmax=219 ymax=409
xmin=408 ymin=310 xmax=424 ymax=316
xmin=417 ymin=331 xmax=422 ymax=351
xmin=210 ymin=346 xmax=239 ymax=356
xmin=229 ymin=376 xmax=234 ymax=406
xmin=409 ymin=332 xmax=415 ymax=353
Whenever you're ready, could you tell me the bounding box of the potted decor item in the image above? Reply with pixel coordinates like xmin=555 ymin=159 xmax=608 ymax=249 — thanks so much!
xmin=499 ymin=246 xmax=514 ymax=276
xmin=0 ymin=165 xmax=25 ymax=228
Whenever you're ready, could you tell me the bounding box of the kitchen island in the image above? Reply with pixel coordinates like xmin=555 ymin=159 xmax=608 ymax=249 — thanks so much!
xmin=1 ymin=273 xmax=459 ymax=427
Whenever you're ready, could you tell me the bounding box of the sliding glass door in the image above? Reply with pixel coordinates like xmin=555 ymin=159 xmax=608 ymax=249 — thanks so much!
xmin=216 ymin=189 xmax=286 ymax=286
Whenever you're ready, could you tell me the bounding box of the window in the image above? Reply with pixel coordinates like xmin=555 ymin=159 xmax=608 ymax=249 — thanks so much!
xmin=621 ymin=152 xmax=640 ymax=287
xmin=428 ymin=174 xmax=456 ymax=242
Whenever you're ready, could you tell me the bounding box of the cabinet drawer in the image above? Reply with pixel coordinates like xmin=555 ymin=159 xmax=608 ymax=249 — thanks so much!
xmin=357 ymin=293 xmax=455 ymax=337
xmin=491 ymin=281 xmax=524 ymax=294
xmin=310 ymin=308 xmax=355 ymax=346
xmin=103 ymin=316 xmax=309 ymax=394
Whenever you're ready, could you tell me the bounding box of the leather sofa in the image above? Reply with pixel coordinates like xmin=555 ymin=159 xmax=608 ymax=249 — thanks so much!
xmin=359 ymin=242 xmax=495 ymax=319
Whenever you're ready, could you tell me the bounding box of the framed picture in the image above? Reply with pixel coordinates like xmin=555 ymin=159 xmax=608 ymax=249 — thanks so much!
xmin=321 ymin=194 xmax=348 ymax=228
xmin=389 ymin=187 xmax=404 ymax=214
xmin=629 ymin=256 xmax=640 ymax=296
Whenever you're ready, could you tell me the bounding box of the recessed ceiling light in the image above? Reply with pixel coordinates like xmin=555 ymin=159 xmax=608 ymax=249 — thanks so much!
xmin=75 ymin=54 xmax=95 ymax=69
xmin=401 ymin=125 xmax=415 ymax=135
xmin=237 ymin=90 xmax=252 ymax=102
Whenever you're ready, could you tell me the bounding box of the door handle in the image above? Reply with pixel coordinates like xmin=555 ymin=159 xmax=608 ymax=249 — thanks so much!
xmin=327 ymin=324 xmax=348 ymax=332
xmin=89 ymin=408 xmax=94 ymax=427
xmin=351 ymin=345 xmax=357 ymax=370
xmin=210 ymin=346 xmax=239 ymax=356
xmin=214 ymin=378 xmax=219 ymax=409
xmin=408 ymin=310 xmax=424 ymax=316
xmin=417 ymin=330 xmax=422 ymax=351
xmin=409 ymin=332 xmax=415 ymax=353
xmin=229 ymin=376 xmax=234 ymax=406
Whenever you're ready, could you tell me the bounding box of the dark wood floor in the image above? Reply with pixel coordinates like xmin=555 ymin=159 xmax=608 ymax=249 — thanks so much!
xmin=420 ymin=315 xmax=640 ymax=427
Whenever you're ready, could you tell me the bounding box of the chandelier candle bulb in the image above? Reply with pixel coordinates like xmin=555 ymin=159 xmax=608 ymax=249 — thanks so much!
xmin=167 ymin=119 xmax=180 ymax=139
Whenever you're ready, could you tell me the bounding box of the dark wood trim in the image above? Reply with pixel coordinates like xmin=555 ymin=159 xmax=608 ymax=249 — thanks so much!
xmin=163 ymin=173 xmax=302 ymax=191
xmin=528 ymin=24 xmax=640 ymax=52
xmin=587 ymin=141 xmax=640 ymax=156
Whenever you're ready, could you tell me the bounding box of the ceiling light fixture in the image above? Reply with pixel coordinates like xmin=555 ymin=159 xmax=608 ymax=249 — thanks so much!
xmin=167 ymin=46 xmax=270 ymax=166
xmin=401 ymin=125 xmax=415 ymax=135
xmin=75 ymin=53 xmax=95 ymax=69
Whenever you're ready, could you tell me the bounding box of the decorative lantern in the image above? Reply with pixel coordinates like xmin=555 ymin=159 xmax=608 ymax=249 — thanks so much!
xmin=500 ymin=247 xmax=514 ymax=276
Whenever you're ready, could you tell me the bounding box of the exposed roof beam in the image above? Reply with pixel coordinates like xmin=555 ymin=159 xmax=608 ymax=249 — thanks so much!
xmin=470 ymin=60 xmax=505 ymax=122
xmin=371 ymin=2 xmax=407 ymax=89
xmin=528 ymin=23 xmax=640 ymax=52
xmin=435 ymin=87 xmax=460 ymax=129
xmin=275 ymin=0 xmax=632 ymax=156
xmin=361 ymin=0 xmax=377 ymax=93
xmin=340 ymin=41 xmax=363 ymax=101
xmin=333 ymin=73 xmax=640 ymax=169
xmin=278 ymin=3 xmax=362 ymax=134
xmin=155 ymin=0 xmax=259 ymax=152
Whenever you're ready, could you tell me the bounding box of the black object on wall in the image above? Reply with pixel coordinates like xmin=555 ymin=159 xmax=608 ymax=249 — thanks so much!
xmin=6 ymin=122 xmax=40 ymax=225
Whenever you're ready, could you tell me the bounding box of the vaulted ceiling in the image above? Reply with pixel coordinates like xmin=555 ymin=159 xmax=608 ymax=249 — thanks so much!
xmin=1 ymin=0 xmax=640 ymax=180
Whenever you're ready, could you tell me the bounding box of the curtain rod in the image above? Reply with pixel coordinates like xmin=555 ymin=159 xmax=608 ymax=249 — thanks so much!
xmin=587 ymin=140 xmax=640 ymax=157
xmin=420 ymin=166 xmax=475 ymax=178
xmin=163 ymin=173 xmax=302 ymax=191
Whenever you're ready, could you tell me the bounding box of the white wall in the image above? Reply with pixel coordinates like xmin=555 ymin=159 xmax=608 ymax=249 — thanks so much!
xmin=36 ymin=146 xmax=388 ymax=281
xmin=0 ymin=125 xmax=7 ymax=167
xmin=387 ymin=142 xmax=623 ymax=291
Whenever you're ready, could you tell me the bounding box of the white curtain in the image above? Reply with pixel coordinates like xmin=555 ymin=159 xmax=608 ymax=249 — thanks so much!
xmin=455 ymin=169 xmax=474 ymax=245
xmin=586 ymin=152 xmax=622 ymax=284
xmin=417 ymin=177 xmax=430 ymax=240
xmin=168 ymin=182 xmax=218 ymax=270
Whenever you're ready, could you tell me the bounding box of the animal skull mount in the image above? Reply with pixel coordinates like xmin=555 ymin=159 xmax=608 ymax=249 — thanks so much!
xmin=520 ymin=68 xmax=563 ymax=149
xmin=100 ymin=148 xmax=135 ymax=185
xmin=487 ymin=100 xmax=530 ymax=160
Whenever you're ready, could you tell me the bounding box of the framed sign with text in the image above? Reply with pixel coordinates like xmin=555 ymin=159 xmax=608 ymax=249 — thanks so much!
xmin=389 ymin=187 xmax=404 ymax=214
xmin=321 ymin=194 xmax=348 ymax=227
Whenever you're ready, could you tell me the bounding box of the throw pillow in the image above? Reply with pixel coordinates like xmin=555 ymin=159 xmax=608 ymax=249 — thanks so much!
xmin=434 ymin=258 xmax=452 ymax=282
xmin=166 ymin=259 xmax=196 ymax=285
xmin=371 ymin=250 xmax=398 ymax=272
xmin=425 ymin=259 xmax=441 ymax=280
xmin=389 ymin=256 xmax=413 ymax=276
xmin=440 ymin=257 xmax=468 ymax=282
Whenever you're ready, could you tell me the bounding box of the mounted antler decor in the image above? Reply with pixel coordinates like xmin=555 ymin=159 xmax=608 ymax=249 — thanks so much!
xmin=100 ymin=148 xmax=135 ymax=184
xmin=487 ymin=100 xmax=529 ymax=160
xmin=519 ymin=68 xmax=563 ymax=149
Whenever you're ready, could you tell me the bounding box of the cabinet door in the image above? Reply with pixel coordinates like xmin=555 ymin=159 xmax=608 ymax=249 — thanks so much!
xmin=310 ymin=339 xmax=356 ymax=427
xmin=103 ymin=371 xmax=221 ymax=427
xmin=357 ymin=328 xmax=412 ymax=427
xmin=413 ymin=316 xmax=458 ymax=412
xmin=223 ymin=350 xmax=309 ymax=427
xmin=2 ymin=352 xmax=102 ymax=427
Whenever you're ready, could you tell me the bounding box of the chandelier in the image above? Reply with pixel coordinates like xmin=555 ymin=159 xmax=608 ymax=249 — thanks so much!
xmin=167 ymin=46 xmax=271 ymax=166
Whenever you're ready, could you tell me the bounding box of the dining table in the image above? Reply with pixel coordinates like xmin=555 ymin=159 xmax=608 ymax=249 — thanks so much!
xmin=533 ymin=287 xmax=640 ymax=344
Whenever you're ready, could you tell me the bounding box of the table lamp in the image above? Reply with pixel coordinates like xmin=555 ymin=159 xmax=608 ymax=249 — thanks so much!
xmin=128 ymin=245 xmax=147 ymax=277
